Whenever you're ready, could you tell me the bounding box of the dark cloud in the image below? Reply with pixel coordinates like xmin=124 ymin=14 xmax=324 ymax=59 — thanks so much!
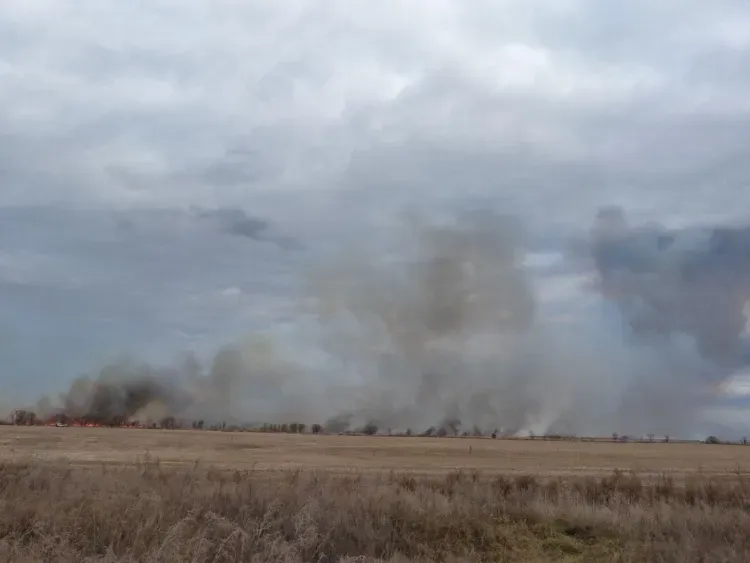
xmin=195 ymin=207 xmax=269 ymax=240
xmin=190 ymin=206 xmax=302 ymax=249
xmin=591 ymin=208 xmax=750 ymax=372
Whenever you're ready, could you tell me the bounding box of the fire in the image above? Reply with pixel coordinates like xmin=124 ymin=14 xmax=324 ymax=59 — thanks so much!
xmin=42 ymin=416 xmax=146 ymax=429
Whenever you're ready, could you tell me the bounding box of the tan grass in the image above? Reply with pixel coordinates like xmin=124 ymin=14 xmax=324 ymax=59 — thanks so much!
xmin=2 ymin=426 xmax=749 ymax=477
xmin=2 ymin=427 xmax=750 ymax=561
xmin=2 ymin=460 xmax=750 ymax=562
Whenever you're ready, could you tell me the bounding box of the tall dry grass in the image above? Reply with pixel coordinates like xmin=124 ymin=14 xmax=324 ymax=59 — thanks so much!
xmin=1 ymin=458 xmax=750 ymax=562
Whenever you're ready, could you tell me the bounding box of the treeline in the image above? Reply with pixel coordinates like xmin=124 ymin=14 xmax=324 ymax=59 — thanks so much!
xmin=4 ymin=410 xmax=749 ymax=445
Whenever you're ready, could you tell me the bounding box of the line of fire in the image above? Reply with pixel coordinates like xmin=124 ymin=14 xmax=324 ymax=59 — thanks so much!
xmin=7 ymin=409 xmax=190 ymax=430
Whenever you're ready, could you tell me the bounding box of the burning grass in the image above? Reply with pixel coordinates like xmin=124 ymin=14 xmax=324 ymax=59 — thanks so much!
xmin=1 ymin=460 xmax=750 ymax=562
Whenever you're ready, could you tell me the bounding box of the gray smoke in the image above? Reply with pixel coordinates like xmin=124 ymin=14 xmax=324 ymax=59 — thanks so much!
xmin=299 ymin=207 xmax=750 ymax=437
xmin=35 ymin=347 xmax=261 ymax=425
xmin=27 ymin=206 xmax=750 ymax=438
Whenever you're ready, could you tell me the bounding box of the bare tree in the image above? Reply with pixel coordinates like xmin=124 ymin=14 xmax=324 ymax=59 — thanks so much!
xmin=14 ymin=410 xmax=37 ymax=426
xmin=160 ymin=416 xmax=176 ymax=430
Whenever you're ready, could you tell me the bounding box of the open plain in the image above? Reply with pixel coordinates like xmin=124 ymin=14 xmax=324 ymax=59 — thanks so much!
xmin=4 ymin=426 xmax=750 ymax=562
xmin=1 ymin=425 xmax=750 ymax=478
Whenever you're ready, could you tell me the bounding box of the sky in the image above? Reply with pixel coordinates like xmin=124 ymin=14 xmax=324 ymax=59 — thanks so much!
xmin=2 ymin=1 xmax=750 ymax=407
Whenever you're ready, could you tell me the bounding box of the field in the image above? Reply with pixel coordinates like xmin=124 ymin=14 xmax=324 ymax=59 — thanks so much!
xmin=3 ymin=426 xmax=750 ymax=476
xmin=3 ymin=426 xmax=750 ymax=562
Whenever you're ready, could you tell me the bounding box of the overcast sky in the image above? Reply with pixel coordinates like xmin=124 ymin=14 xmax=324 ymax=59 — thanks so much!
xmin=2 ymin=1 xmax=750 ymax=402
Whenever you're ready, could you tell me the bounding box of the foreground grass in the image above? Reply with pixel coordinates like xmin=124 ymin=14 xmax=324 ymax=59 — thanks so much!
xmin=1 ymin=459 xmax=750 ymax=562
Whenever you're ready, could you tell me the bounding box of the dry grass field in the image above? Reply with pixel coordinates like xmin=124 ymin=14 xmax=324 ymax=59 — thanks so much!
xmin=3 ymin=426 xmax=750 ymax=562
xmin=2 ymin=425 xmax=750 ymax=477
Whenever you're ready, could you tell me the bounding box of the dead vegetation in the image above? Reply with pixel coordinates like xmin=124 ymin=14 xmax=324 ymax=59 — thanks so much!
xmin=3 ymin=427 xmax=750 ymax=561
xmin=4 ymin=426 xmax=750 ymax=478
xmin=1 ymin=459 xmax=750 ymax=562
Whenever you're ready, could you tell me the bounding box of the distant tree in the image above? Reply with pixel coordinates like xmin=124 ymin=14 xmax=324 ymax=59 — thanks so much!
xmin=110 ymin=415 xmax=126 ymax=427
xmin=362 ymin=422 xmax=378 ymax=436
xmin=491 ymin=431 xmax=497 ymax=439
xmin=529 ymin=431 xmax=535 ymax=440
xmin=14 ymin=410 xmax=37 ymax=426
xmin=436 ymin=427 xmax=448 ymax=438
xmin=421 ymin=426 xmax=436 ymax=437
xmin=196 ymin=420 xmax=204 ymax=430
xmin=612 ymin=432 xmax=618 ymax=442
xmin=743 ymin=436 xmax=747 ymax=445
xmin=705 ymin=436 xmax=721 ymax=444
xmin=280 ymin=423 xmax=289 ymax=433
xmin=160 ymin=416 xmax=176 ymax=430
xmin=664 ymin=435 xmax=669 ymax=443
xmin=647 ymin=433 xmax=654 ymax=443
xmin=405 ymin=428 xmax=413 ymax=437
xmin=311 ymin=423 xmax=322 ymax=435
xmin=298 ymin=423 xmax=307 ymax=434
xmin=289 ymin=422 xmax=299 ymax=434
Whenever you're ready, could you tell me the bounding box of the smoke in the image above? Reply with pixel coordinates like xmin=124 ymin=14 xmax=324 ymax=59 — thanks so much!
xmin=24 ymin=206 xmax=750 ymax=438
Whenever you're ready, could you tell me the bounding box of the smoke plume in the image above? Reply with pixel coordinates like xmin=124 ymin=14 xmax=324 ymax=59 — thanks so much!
xmin=24 ymin=206 xmax=750 ymax=438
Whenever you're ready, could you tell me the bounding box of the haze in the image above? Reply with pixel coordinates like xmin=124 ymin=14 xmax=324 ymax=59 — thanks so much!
xmin=2 ymin=1 xmax=750 ymax=438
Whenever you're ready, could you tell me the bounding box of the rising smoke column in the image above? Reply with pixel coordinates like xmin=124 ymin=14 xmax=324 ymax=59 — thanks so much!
xmin=303 ymin=208 xmax=632 ymax=436
xmin=303 ymin=206 xmax=750 ymax=438
xmin=29 ymin=206 xmax=750 ymax=438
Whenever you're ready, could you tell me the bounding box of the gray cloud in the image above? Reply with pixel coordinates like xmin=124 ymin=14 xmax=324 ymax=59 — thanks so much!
xmin=1 ymin=1 xmax=749 ymax=214
xmin=193 ymin=207 xmax=270 ymax=240
xmin=3 ymin=1 xmax=750 ymax=434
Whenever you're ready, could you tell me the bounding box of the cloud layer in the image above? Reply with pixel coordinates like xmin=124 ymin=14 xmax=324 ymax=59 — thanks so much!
xmin=2 ymin=2 xmax=750 ymax=434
